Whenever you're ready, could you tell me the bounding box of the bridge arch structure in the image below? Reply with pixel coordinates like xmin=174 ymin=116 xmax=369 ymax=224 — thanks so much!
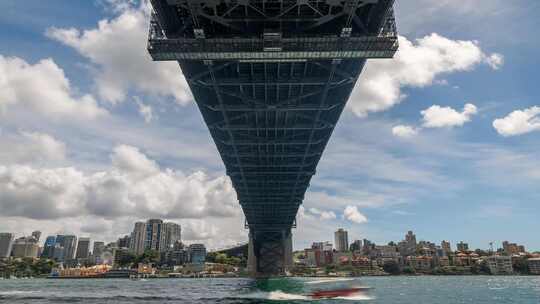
xmin=148 ymin=0 xmax=398 ymax=276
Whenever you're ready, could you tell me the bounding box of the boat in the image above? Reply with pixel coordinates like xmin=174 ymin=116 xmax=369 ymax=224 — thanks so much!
xmin=309 ymin=287 xmax=371 ymax=299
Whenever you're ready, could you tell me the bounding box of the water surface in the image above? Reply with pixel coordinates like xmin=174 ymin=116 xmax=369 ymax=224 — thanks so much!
xmin=0 ymin=276 xmax=539 ymax=303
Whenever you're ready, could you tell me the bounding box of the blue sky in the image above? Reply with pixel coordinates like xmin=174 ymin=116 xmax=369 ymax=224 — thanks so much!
xmin=0 ymin=0 xmax=539 ymax=251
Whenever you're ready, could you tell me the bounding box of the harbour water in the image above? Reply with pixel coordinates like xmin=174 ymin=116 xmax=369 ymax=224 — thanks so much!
xmin=0 ymin=276 xmax=539 ymax=303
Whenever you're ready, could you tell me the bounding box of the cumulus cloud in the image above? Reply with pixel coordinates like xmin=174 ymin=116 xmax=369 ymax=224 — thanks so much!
xmin=493 ymin=106 xmax=540 ymax=137
xmin=391 ymin=103 xmax=477 ymax=138
xmin=0 ymin=145 xmax=239 ymax=221
xmin=421 ymin=103 xmax=478 ymax=128
xmin=343 ymin=206 xmax=368 ymax=224
xmin=392 ymin=125 xmax=418 ymax=138
xmin=348 ymin=33 xmax=502 ymax=116
xmin=486 ymin=53 xmax=504 ymax=70
xmin=0 ymin=55 xmax=106 ymax=119
xmin=308 ymin=208 xmax=337 ymax=220
xmin=0 ymin=131 xmax=67 ymax=164
xmin=46 ymin=3 xmax=192 ymax=105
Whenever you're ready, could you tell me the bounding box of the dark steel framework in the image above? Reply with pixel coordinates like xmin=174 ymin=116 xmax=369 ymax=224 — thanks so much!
xmin=148 ymin=0 xmax=397 ymax=275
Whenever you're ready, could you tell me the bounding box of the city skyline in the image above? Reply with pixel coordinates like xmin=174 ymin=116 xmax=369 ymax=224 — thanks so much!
xmin=1 ymin=224 xmax=537 ymax=254
xmin=1 ymin=0 xmax=540 ymax=252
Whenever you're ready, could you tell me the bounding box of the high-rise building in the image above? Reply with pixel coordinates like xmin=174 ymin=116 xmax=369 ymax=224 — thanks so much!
xmin=56 ymin=235 xmax=77 ymax=260
xmin=117 ymin=235 xmax=131 ymax=249
xmin=334 ymin=228 xmax=349 ymax=252
xmin=441 ymin=240 xmax=452 ymax=255
xmin=0 ymin=233 xmax=15 ymax=258
xmin=11 ymin=236 xmax=39 ymax=258
xmin=457 ymin=241 xmax=469 ymax=252
xmin=350 ymin=240 xmax=362 ymax=252
xmin=487 ymin=256 xmax=513 ymax=274
xmin=188 ymin=244 xmax=206 ymax=264
xmin=130 ymin=222 xmax=146 ymax=255
xmin=163 ymin=222 xmax=181 ymax=251
xmin=42 ymin=236 xmax=57 ymax=259
xmin=93 ymin=241 xmax=105 ymax=257
xmin=502 ymin=241 xmax=525 ymax=255
xmin=75 ymin=237 xmax=91 ymax=259
xmin=52 ymin=245 xmax=65 ymax=261
xmin=145 ymin=219 xmax=166 ymax=252
xmin=398 ymin=231 xmax=417 ymax=257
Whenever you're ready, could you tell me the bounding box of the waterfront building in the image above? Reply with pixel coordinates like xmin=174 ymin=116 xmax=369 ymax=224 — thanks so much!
xmin=350 ymin=240 xmax=362 ymax=252
xmin=11 ymin=236 xmax=39 ymax=258
xmin=373 ymin=245 xmax=399 ymax=259
xmin=305 ymin=248 xmax=320 ymax=267
xmin=311 ymin=241 xmax=332 ymax=251
xmin=439 ymin=256 xmax=450 ymax=267
xmin=528 ymin=258 xmax=540 ymax=275
xmin=362 ymin=239 xmax=374 ymax=256
xmin=406 ymin=256 xmax=433 ymax=272
xmin=486 ymin=255 xmax=513 ymax=274
xmin=398 ymin=231 xmax=417 ymax=257
xmin=76 ymin=237 xmax=91 ymax=259
xmin=333 ymin=251 xmax=353 ymax=265
xmin=441 ymin=240 xmax=451 ymax=255
xmin=334 ymin=228 xmax=349 ymax=252
xmin=435 ymin=246 xmax=446 ymax=257
xmin=188 ymin=244 xmax=206 ymax=264
xmin=457 ymin=241 xmax=469 ymax=252
xmin=161 ymin=247 xmax=188 ymax=266
xmin=117 ymin=235 xmax=131 ymax=249
xmin=163 ymin=222 xmax=181 ymax=251
xmin=130 ymin=222 xmax=146 ymax=255
xmin=502 ymin=241 xmax=526 ymax=255
xmin=453 ymin=252 xmax=479 ymax=267
xmin=41 ymin=236 xmax=57 ymax=259
xmin=145 ymin=219 xmax=166 ymax=252
xmin=0 ymin=233 xmax=15 ymax=258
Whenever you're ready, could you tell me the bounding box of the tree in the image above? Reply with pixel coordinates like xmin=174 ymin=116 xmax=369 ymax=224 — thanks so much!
xmin=402 ymin=266 xmax=416 ymax=274
xmin=383 ymin=260 xmax=401 ymax=275
xmin=134 ymin=250 xmax=160 ymax=265
xmin=117 ymin=252 xmax=136 ymax=268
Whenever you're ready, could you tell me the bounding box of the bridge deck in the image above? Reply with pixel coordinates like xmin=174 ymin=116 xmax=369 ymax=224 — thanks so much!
xmin=148 ymin=0 xmax=397 ymax=275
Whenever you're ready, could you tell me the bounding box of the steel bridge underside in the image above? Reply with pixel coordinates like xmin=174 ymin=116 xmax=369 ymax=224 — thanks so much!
xmin=148 ymin=0 xmax=397 ymax=276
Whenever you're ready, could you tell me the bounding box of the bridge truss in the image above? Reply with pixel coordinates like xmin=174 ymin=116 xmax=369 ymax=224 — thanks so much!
xmin=148 ymin=0 xmax=398 ymax=276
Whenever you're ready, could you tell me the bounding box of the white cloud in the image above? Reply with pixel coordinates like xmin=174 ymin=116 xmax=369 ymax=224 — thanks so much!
xmin=392 ymin=125 xmax=418 ymax=138
xmin=0 ymin=131 xmax=67 ymax=165
xmin=343 ymin=206 xmax=368 ymax=224
xmin=421 ymin=103 xmax=478 ymax=128
xmin=308 ymin=208 xmax=337 ymax=220
xmin=134 ymin=97 xmax=154 ymax=123
xmin=0 ymin=55 xmax=107 ymax=119
xmin=0 ymin=145 xmax=240 ymax=221
xmin=46 ymin=4 xmax=192 ymax=105
xmin=348 ymin=34 xmax=501 ymax=116
xmin=486 ymin=53 xmax=504 ymax=70
xmin=493 ymin=106 xmax=540 ymax=136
